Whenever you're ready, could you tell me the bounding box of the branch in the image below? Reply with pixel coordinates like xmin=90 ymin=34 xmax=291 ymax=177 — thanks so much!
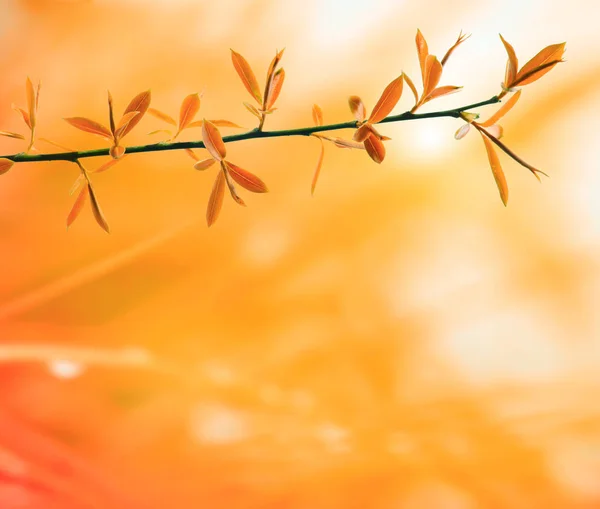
xmin=4 ymin=96 xmax=500 ymax=164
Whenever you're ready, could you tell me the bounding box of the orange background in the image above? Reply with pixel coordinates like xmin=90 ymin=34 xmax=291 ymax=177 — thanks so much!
xmin=0 ymin=0 xmax=599 ymax=507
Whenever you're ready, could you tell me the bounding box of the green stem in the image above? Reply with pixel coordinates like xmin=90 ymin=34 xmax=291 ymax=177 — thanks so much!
xmin=5 ymin=96 xmax=500 ymax=164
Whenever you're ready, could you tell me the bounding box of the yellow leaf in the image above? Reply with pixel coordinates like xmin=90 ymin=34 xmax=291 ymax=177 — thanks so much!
xmin=480 ymin=132 xmax=508 ymax=206
xmin=0 ymin=158 xmax=15 ymax=175
xmin=364 ymin=135 xmax=385 ymax=164
xmin=226 ymin=161 xmax=268 ymax=193
xmin=348 ymin=96 xmax=366 ymax=122
xmin=148 ymin=108 xmax=176 ymax=126
xmin=416 ymin=29 xmax=429 ymax=83
xmin=66 ymin=185 xmax=89 ymax=228
xmin=203 ymin=120 xmax=243 ymax=128
xmin=368 ymin=75 xmax=403 ymax=124
xmin=185 ymin=148 xmax=200 ymax=162
xmin=202 ymin=120 xmax=226 ymax=161
xmin=403 ymin=73 xmax=419 ymax=106
xmin=207 ymin=170 xmax=225 ymax=227
xmin=13 ymin=105 xmax=31 ymax=129
xmin=194 ymin=158 xmax=216 ymax=171
xmin=311 ymin=138 xmax=325 ymax=196
xmin=0 ymin=131 xmax=25 ymax=140
xmin=231 ymin=49 xmax=262 ymax=104
xmin=243 ymin=102 xmax=262 ymax=120
xmin=480 ymin=90 xmax=521 ymax=127
xmin=499 ymin=34 xmax=519 ymax=88
xmin=312 ymin=104 xmax=323 ymax=126
xmin=26 ymin=77 xmax=36 ymax=129
xmin=177 ymin=93 xmax=201 ymax=133
xmin=64 ymin=117 xmax=113 ymax=140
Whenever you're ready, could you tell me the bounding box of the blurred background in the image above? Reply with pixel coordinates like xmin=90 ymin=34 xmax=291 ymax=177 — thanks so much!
xmin=0 ymin=0 xmax=599 ymax=507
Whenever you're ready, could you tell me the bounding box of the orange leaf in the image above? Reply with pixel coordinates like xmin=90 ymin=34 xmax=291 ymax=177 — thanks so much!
xmin=185 ymin=148 xmax=199 ymax=162
xmin=13 ymin=105 xmax=31 ymax=129
xmin=69 ymin=173 xmax=85 ymax=195
xmin=484 ymin=125 xmax=503 ymax=139
xmin=107 ymin=90 xmax=116 ymax=135
xmin=0 ymin=130 xmax=25 ymax=140
xmin=263 ymin=48 xmax=285 ymax=106
xmin=369 ymin=75 xmax=403 ymax=124
xmin=26 ymin=77 xmax=36 ymax=128
xmin=223 ymin=164 xmax=246 ymax=206
xmin=403 ymin=73 xmax=419 ymax=106
xmin=207 ymin=170 xmax=225 ymax=227
xmin=353 ymin=124 xmax=373 ymax=143
xmin=64 ymin=117 xmax=113 ymax=140
xmin=423 ymin=55 xmax=442 ymax=98
xmin=39 ymin=137 xmax=75 ymax=152
xmin=202 ymin=120 xmax=226 ymax=161
xmin=364 ymin=135 xmax=385 ymax=164
xmin=243 ymin=101 xmax=262 ymax=119
xmin=480 ymin=90 xmax=521 ymax=127
xmin=178 ymin=93 xmax=201 ymax=132
xmin=348 ymin=96 xmax=366 ymax=122
xmin=66 ymin=185 xmax=89 ymax=228
xmin=480 ymin=132 xmax=508 ymax=206
xmin=0 ymin=158 xmax=15 ymax=175
xmin=113 ymin=111 xmax=140 ymax=140
xmin=424 ymin=85 xmax=462 ymax=102
xmin=194 ymin=158 xmax=216 ymax=171
xmin=265 ymin=68 xmax=285 ymax=110
xmin=516 ymin=42 xmax=565 ymax=86
xmin=87 ymin=183 xmax=110 ymax=233
xmin=312 ymin=104 xmax=323 ymax=126
xmin=109 ymin=145 xmax=126 ymax=160
xmin=311 ymin=137 xmax=325 ymax=196
xmin=226 ymin=161 xmax=268 ymax=193
xmin=231 ymin=49 xmax=262 ymax=104
xmin=120 ymin=90 xmax=151 ymax=137
xmin=147 ymin=129 xmax=172 ymax=136
xmin=499 ymin=34 xmax=519 ymax=88
xmin=416 ymin=29 xmax=429 ymax=83
xmin=332 ymin=138 xmax=365 ymax=150
xmin=148 ymin=108 xmax=176 ymax=126
xmin=91 ymin=156 xmax=125 ymax=174
xmin=202 ymin=120 xmax=243 ymax=128
xmin=441 ymin=31 xmax=470 ymax=66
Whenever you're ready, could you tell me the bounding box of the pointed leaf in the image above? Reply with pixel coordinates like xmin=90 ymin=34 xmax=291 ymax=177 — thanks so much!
xmin=353 ymin=124 xmax=373 ymax=143
xmin=13 ymin=105 xmax=31 ymax=129
xmin=113 ymin=111 xmax=140 ymax=140
xmin=0 ymin=131 xmax=25 ymax=140
xmin=364 ymin=135 xmax=386 ymax=164
xmin=423 ymin=55 xmax=443 ymax=98
xmin=403 ymin=73 xmax=419 ymax=106
xmin=202 ymin=120 xmax=243 ymax=128
xmin=178 ymin=93 xmax=201 ymax=131
xmin=348 ymin=96 xmax=366 ymax=122
xmin=107 ymin=90 xmax=116 ymax=135
xmin=231 ymin=49 xmax=262 ymax=104
xmin=87 ymin=184 xmax=110 ymax=233
xmin=120 ymin=90 xmax=151 ymax=137
xmin=64 ymin=117 xmax=113 ymax=139
xmin=202 ymin=120 xmax=226 ymax=161
xmin=148 ymin=108 xmax=176 ymax=126
xmin=512 ymin=59 xmax=564 ymax=87
xmin=441 ymin=31 xmax=470 ymax=66
xmin=69 ymin=173 xmax=85 ymax=195
xmin=480 ymin=132 xmax=508 ymax=206
xmin=66 ymin=185 xmax=89 ymax=228
xmin=91 ymin=156 xmax=125 ymax=174
xmin=332 ymin=138 xmax=365 ymax=150
xmin=223 ymin=164 xmax=246 ymax=206
xmin=184 ymin=148 xmax=199 ymax=162
xmin=480 ymin=90 xmax=521 ymax=127
xmin=499 ymin=34 xmax=519 ymax=88
xmin=369 ymin=76 xmax=403 ymax=124
xmin=312 ymin=104 xmax=324 ymax=126
xmin=226 ymin=161 xmax=268 ymax=193
xmin=416 ymin=29 xmax=429 ymax=83
xmin=0 ymin=158 xmax=15 ymax=175
xmin=424 ymin=85 xmax=462 ymax=102
xmin=265 ymin=68 xmax=285 ymax=110
xmin=39 ymin=137 xmax=75 ymax=152
xmin=243 ymin=101 xmax=262 ymax=119
xmin=263 ymin=48 xmax=285 ymax=106
xmin=207 ymin=170 xmax=225 ymax=227
xmin=194 ymin=158 xmax=216 ymax=171
xmin=147 ymin=129 xmax=173 ymax=136
xmin=26 ymin=77 xmax=36 ymax=128
xmin=311 ymin=138 xmax=325 ymax=195
xmin=516 ymin=42 xmax=565 ymax=86
xmin=454 ymin=124 xmax=471 ymax=140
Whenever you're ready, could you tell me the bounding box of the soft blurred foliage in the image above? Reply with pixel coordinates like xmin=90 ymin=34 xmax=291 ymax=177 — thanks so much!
xmin=1 ymin=0 xmax=599 ymax=507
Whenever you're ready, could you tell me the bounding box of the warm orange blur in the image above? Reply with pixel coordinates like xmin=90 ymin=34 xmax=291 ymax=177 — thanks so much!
xmin=0 ymin=1 xmax=599 ymax=507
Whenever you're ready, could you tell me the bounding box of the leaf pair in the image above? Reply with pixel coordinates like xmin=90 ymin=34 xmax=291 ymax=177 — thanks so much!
xmin=199 ymin=120 xmax=268 ymax=226
xmin=2 ymin=77 xmax=41 ymax=151
xmin=231 ymin=49 xmax=285 ymax=125
xmin=350 ymin=74 xmax=403 ymax=164
xmin=499 ymin=35 xmax=565 ymax=95
xmin=64 ymin=90 xmax=151 ymax=159
xmin=67 ymin=162 xmax=110 ymax=233
xmin=455 ymin=91 xmax=546 ymax=205
xmin=406 ymin=30 xmax=466 ymax=112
